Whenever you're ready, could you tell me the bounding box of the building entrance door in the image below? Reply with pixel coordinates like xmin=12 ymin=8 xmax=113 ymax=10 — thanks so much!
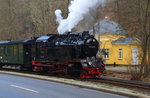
xmin=132 ymin=48 xmax=139 ymax=65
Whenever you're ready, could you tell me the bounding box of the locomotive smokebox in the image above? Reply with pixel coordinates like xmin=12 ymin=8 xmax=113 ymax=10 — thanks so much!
xmin=83 ymin=37 xmax=99 ymax=57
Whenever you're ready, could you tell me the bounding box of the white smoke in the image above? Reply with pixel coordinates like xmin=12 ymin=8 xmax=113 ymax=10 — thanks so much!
xmin=55 ymin=9 xmax=63 ymax=24
xmin=55 ymin=0 xmax=107 ymax=34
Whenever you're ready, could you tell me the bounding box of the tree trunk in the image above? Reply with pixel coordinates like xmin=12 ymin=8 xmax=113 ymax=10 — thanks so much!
xmin=140 ymin=36 xmax=150 ymax=77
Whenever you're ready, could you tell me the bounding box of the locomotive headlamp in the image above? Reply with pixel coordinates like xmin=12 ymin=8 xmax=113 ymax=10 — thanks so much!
xmin=88 ymin=61 xmax=92 ymax=65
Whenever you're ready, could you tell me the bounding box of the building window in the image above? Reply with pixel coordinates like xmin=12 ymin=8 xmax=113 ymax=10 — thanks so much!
xmin=119 ymin=49 xmax=123 ymax=59
xmin=104 ymin=49 xmax=109 ymax=59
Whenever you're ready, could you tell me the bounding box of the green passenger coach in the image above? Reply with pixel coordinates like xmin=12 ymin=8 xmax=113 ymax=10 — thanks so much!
xmin=0 ymin=39 xmax=35 ymax=70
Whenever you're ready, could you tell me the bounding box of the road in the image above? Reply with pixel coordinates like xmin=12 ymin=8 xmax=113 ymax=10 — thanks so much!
xmin=0 ymin=74 xmax=127 ymax=98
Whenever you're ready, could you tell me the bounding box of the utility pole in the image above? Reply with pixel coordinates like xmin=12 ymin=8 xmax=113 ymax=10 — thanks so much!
xmin=98 ymin=21 xmax=101 ymax=58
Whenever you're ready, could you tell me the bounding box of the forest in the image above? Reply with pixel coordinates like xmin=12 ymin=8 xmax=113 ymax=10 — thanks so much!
xmin=0 ymin=0 xmax=68 ymax=40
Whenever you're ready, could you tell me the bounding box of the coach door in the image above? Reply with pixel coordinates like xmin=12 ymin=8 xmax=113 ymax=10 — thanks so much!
xmin=132 ymin=48 xmax=139 ymax=65
xmin=25 ymin=44 xmax=32 ymax=64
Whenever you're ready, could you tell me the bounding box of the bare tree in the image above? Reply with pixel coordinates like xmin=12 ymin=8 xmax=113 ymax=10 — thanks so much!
xmin=136 ymin=0 xmax=150 ymax=77
xmin=0 ymin=0 xmax=69 ymax=40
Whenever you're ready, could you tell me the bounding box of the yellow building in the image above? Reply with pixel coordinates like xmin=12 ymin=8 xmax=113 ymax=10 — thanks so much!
xmin=93 ymin=19 xmax=141 ymax=65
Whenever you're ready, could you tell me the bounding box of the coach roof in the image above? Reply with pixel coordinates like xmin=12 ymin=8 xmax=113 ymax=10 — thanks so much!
xmin=0 ymin=39 xmax=34 ymax=45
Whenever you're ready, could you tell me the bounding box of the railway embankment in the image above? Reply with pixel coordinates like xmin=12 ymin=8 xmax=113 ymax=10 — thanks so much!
xmin=105 ymin=66 xmax=150 ymax=82
xmin=0 ymin=70 xmax=150 ymax=98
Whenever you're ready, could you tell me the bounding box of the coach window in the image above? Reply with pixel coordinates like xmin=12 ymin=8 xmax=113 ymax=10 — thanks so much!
xmin=13 ymin=46 xmax=17 ymax=56
xmin=0 ymin=47 xmax=3 ymax=54
xmin=7 ymin=46 xmax=11 ymax=55
xmin=119 ymin=49 xmax=123 ymax=59
xmin=104 ymin=49 xmax=109 ymax=59
xmin=4 ymin=47 xmax=8 ymax=55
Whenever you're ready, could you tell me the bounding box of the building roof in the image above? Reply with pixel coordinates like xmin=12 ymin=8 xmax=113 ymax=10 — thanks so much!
xmin=112 ymin=37 xmax=141 ymax=45
xmin=91 ymin=19 xmax=128 ymax=35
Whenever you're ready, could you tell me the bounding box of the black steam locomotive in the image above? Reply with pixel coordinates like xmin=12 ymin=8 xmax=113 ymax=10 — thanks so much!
xmin=0 ymin=31 xmax=105 ymax=78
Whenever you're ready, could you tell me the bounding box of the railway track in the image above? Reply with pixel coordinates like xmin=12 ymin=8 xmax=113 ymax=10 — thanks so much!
xmin=1 ymin=68 xmax=150 ymax=91
xmin=84 ymin=77 xmax=150 ymax=91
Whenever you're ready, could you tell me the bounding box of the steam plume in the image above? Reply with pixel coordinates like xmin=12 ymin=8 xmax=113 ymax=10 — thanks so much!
xmin=55 ymin=0 xmax=107 ymax=34
xmin=55 ymin=9 xmax=63 ymax=24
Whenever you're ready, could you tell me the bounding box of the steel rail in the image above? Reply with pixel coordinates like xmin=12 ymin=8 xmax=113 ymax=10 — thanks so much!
xmin=80 ymin=77 xmax=150 ymax=91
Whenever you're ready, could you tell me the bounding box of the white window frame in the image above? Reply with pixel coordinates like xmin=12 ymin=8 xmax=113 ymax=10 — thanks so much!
xmin=104 ymin=49 xmax=109 ymax=59
xmin=119 ymin=49 xmax=123 ymax=59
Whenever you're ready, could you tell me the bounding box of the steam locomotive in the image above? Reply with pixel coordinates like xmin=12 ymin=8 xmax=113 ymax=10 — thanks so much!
xmin=0 ymin=31 xmax=105 ymax=78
